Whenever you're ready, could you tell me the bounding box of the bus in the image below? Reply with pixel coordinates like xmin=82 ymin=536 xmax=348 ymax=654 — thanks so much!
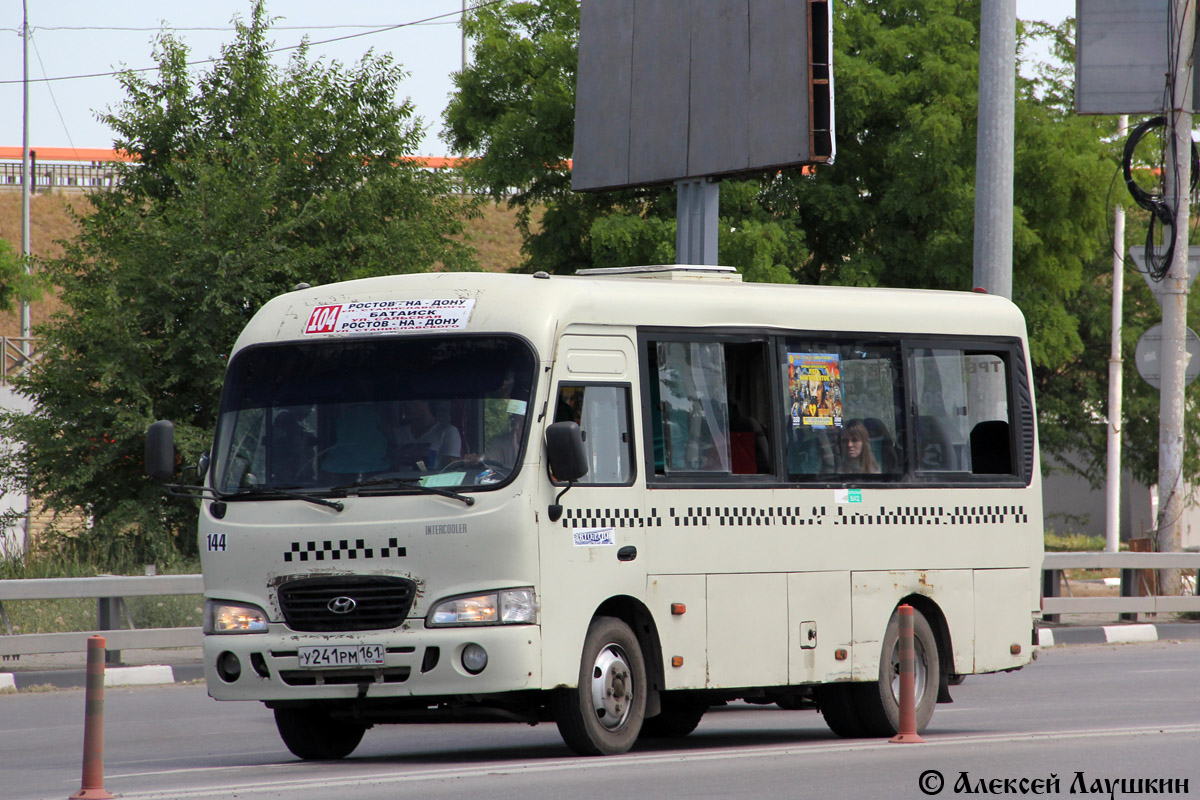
xmin=146 ymin=265 xmax=1043 ymax=758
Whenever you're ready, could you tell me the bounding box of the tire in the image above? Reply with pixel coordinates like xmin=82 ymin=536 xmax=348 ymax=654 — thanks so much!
xmin=814 ymin=683 xmax=866 ymax=737
xmin=639 ymin=695 xmax=706 ymax=739
xmin=552 ymin=616 xmax=647 ymax=755
xmin=853 ymin=607 xmax=939 ymax=737
xmin=274 ymin=705 xmax=366 ymax=760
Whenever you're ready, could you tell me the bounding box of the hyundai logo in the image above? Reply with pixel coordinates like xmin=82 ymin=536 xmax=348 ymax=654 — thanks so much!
xmin=327 ymin=596 xmax=357 ymax=614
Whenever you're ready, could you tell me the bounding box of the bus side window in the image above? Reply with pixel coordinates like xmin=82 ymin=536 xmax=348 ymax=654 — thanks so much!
xmin=555 ymin=385 xmax=634 ymax=485
xmin=785 ymin=339 xmax=904 ymax=480
xmin=910 ymin=348 xmax=1014 ymax=476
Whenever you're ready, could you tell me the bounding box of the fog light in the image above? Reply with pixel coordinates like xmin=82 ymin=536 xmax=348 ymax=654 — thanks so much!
xmin=216 ymin=650 xmax=242 ymax=682
xmin=461 ymin=643 xmax=488 ymax=675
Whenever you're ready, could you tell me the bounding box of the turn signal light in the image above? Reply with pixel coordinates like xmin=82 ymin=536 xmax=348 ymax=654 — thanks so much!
xmin=670 ymin=603 xmax=686 ymax=615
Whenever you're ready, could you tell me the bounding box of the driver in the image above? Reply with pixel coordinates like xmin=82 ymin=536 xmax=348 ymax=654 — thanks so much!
xmin=393 ymin=399 xmax=462 ymax=469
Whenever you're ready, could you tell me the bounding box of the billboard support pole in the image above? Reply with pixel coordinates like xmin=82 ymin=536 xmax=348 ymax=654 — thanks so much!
xmin=676 ymin=178 xmax=719 ymax=265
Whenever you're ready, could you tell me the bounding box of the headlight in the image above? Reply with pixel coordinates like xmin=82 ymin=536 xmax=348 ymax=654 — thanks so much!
xmin=204 ymin=600 xmax=270 ymax=634
xmin=427 ymin=588 xmax=537 ymax=626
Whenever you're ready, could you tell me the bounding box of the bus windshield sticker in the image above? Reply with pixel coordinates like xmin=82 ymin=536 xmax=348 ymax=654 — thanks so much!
xmin=573 ymin=528 xmax=616 ymax=547
xmin=304 ymin=299 xmax=476 ymax=335
xmin=788 ymin=352 xmax=843 ymax=428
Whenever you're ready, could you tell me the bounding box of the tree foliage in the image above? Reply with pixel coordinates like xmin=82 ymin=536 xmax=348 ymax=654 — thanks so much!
xmin=1 ymin=3 xmax=476 ymax=566
xmin=447 ymin=0 xmax=1173 ymax=486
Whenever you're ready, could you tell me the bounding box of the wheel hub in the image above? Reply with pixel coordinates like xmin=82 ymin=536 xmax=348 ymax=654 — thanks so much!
xmin=590 ymin=643 xmax=633 ymax=730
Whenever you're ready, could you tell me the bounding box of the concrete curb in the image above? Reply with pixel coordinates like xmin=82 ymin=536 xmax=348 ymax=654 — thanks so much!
xmin=0 ymin=662 xmax=204 ymax=691
xmin=104 ymin=665 xmax=175 ymax=686
xmin=1038 ymin=621 xmax=1200 ymax=647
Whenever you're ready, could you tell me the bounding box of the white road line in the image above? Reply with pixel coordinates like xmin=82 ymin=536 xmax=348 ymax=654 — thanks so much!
xmin=106 ymin=723 xmax=1200 ymax=799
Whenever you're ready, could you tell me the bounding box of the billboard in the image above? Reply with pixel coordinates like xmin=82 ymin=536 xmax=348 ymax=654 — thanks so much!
xmin=573 ymin=0 xmax=834 ymax=191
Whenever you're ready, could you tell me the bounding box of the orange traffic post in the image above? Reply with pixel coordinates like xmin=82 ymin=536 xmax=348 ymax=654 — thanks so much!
xmin=889 ymin=605 xmax=925 ymax=744
xmin=70 ymin=636 xmax=113 ymax=799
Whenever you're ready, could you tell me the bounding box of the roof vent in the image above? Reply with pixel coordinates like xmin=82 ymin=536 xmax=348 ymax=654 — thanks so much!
xmin=575 ymin=264 xmax=742 ymax=282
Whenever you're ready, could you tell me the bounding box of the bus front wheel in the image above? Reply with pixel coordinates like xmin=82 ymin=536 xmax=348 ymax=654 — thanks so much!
xmin=855 ymin=607 xmax=939 ymax=737
xmin=552 ymin=616 xmax=647 ymax=755
xmin=274 ymin=705 xmax=366 ymax=760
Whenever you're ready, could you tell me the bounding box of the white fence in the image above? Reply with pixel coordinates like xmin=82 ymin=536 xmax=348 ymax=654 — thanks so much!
xmin=0 ymin=574 xmax=202 ymax=658
xmin=1 ymin=556 xmax=1199 ymax=659
xmin=1042 ymin=551 xmax=1200 ymax=618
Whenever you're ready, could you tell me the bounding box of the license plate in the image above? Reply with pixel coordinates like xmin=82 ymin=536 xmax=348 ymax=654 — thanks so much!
xmin=297 ymin=644 xmax=385 ymax=668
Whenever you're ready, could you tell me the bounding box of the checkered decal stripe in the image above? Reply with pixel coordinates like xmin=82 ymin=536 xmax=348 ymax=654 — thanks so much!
xmin=561 ymin=505 xmax=1027 ymax=530
xmin=669 ymin=506 xmax=826 ymax=527
xmin=283 ymin=537 xmax=407 ymax=563
xmin=835 ymin=505 xmax=1028 ymax=526
xmin=562 ymin=508 xmax=663 ymax=528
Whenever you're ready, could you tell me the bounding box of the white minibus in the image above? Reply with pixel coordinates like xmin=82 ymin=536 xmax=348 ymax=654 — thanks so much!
xmin=147 ymin=265 xmax=1043 ymax=758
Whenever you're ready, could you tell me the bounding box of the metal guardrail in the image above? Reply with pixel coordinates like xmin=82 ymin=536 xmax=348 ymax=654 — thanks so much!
xmin=0 ymin=161 xmax=122 ymax=192
xmin=1042 ymin=551 xmax=1200 ymax=619
xmin=0 ymin=574 xmax=203 ymax=658
xmin=2 ymin=555 xmax=1197 ymax=659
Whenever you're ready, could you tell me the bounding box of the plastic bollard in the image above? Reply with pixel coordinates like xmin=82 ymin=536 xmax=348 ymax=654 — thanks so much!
xmin=70 ymin=636 xmax=114 ymax=799
xmin=889 ymin=605 xmax=925 ymax=744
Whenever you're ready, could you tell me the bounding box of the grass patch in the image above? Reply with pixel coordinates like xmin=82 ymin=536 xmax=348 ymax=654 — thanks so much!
xmin=1044 ymin=531 xmax=1108 ymax=552
xmin=0 ymin=550 xmax=202 ymax=634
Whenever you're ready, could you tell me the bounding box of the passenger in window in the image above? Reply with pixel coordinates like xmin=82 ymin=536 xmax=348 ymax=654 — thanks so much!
xmin=841 ymin=420 xmax=879 ymax=474
xmin=394 ymin=399 xmax=462 ymax=469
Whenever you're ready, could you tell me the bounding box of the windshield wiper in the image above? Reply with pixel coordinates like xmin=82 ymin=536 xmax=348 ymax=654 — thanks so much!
xmin=330 ymin=476 xmax=475 ymax=507
xmin=225 ymin=485 xmax=344 ymax=512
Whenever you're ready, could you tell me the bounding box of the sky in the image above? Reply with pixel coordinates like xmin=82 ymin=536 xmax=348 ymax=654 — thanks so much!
xmin=0 ymin=0 xmax=1077 ymax=157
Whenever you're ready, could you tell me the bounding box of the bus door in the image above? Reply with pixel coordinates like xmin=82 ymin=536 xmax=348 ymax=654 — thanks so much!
xmin=538 ymin=334 xmax=645 ymax=680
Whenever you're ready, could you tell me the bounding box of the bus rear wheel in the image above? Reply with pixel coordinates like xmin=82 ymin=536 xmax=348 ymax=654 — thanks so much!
xmin=854 ymin=607 xmax=939 ymax=737
xmin=274 ymin=705 xmax=366 ymax=760
xmin=552 ymin=616 xmax=647 ymax=755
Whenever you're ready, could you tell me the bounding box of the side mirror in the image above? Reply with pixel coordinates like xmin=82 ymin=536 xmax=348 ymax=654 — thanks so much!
xmin=545 ymin=421 xmax=588 ymax=483
xmin=145 ymin=420 xmax=177 ymax=482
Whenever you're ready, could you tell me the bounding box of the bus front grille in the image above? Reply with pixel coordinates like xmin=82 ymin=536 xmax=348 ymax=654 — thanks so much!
xmin=277 ymin=575 xmax=416 ymax=632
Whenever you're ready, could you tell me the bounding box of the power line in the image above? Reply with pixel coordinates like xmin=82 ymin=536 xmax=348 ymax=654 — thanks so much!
xmin=0 ymin=1 xmax=498 ymax=86
xmin=9 ymin=22 xmax=458 ymax=33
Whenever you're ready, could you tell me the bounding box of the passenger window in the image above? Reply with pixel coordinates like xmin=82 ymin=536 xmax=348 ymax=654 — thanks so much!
xmin=910 ymin=348 xmax=1013 ymax=475
xmin=646 ymin=338 xmax=774 ymax=477
xmin=784 ymin=340 xmax=904 ymax=480
xmin=554 ymin=384 xmax=634 ymax=484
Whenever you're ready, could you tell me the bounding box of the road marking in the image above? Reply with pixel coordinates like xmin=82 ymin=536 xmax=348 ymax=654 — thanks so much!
xmin=107 ymin=723 xmax=1200 ymax=799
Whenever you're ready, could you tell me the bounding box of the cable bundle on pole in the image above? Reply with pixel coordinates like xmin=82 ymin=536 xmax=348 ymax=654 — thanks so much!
xmin=1123 ymin=115 xmax=1199 ymax=281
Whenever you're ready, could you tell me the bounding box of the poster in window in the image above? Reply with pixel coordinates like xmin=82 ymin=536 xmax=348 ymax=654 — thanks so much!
xmin=788 ymin=352 xmax=842 ymax=428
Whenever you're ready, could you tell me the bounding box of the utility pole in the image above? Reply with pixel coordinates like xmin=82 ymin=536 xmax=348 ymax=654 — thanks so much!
xmin=1107 ymin=116 xmax=1128 ymax=554
xmin=972 ymin=0 xmax=1015 ymax=299
xmin=20 ymin=0 xmax=32 ymax=356
xmin=1156 ymin=0 xmax=1194 ymax=594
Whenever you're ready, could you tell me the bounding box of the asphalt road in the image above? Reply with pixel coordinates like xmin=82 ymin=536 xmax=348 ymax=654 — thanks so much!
xmin=4 ymin=640 xmax=1199 ymax=800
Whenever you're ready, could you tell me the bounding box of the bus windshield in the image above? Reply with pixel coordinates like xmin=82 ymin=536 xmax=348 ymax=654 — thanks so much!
xmin=212 ymin=335 xmax=537 ymax=496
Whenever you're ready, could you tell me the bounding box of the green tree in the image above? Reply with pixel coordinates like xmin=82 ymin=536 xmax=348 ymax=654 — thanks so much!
xmin=0 ymin=238 xmax=41 ymax=313
xmin=447 ymin=0 xmax=1156 ymax=485
xmin=0 ymin=3 xmax=476 ymax=567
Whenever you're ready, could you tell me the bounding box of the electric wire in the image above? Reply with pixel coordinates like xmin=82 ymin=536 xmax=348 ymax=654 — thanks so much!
xmin=28 ymin=31 xmax=75 ymax=152
xmin=0 ymin=1 xmax=502 ymax=86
